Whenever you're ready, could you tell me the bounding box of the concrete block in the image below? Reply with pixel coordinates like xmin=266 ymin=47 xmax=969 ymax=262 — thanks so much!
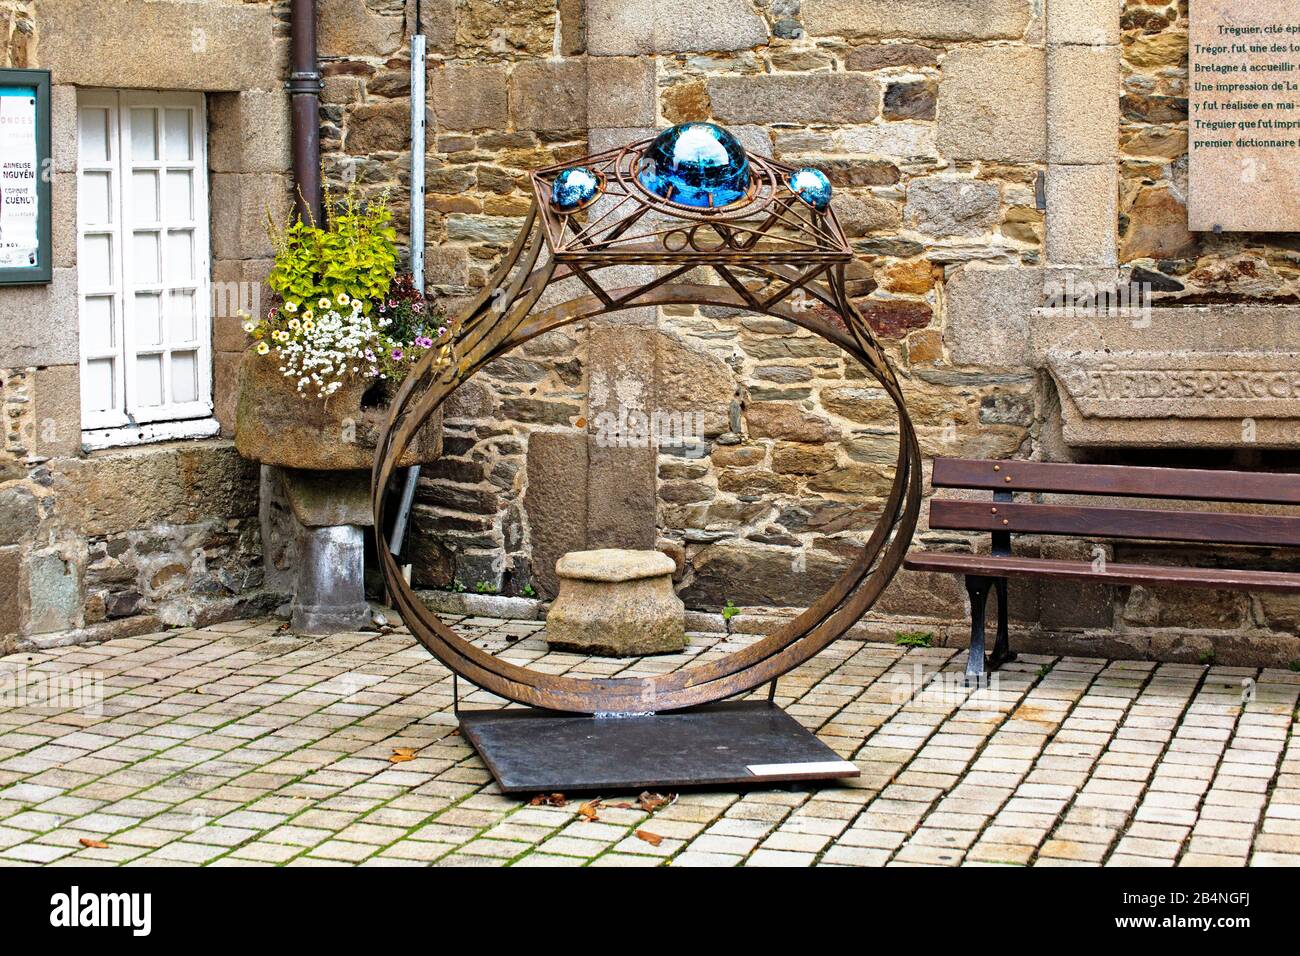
xmin=708 ymin=73 xmax=880 ymax=124
xmin=804 ymin=0 xmax=1032 ymax=41
xmin=209 ymin=90 xmax=292 ymax=174
xmin=0 ymin=269 xmax=79 ymax=367
xmin=943 ymin=265 xmax=1043 ymax=367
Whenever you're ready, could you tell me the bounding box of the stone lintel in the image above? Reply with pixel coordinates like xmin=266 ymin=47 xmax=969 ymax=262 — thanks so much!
xmin=38 ymin=0 xmax=286 ymax=92
xmin=803 ymin=0 xmax=1033 ymax=42
xmin=1036 ymin=306 xmax=1300 ymax=447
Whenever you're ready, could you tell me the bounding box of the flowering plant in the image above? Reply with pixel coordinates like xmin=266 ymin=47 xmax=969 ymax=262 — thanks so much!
xmin=245 ymin=187 xmax=451 ymax=400
xmin=243 ymin=279 xmax=450 ymax=400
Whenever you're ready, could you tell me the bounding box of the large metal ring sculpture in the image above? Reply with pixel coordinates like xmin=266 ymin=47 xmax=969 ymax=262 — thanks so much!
xmin=373 ymin=124 xmax=923 ymax=715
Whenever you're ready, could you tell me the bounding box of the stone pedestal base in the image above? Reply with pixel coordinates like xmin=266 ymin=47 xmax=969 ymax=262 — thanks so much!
xmin=290 ymin=524 xmax=371 ymax=636
xmin=545 ymin=549 xmax=686 ymax=657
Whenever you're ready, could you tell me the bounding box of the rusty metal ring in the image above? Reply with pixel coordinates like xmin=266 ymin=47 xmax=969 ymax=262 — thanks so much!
xmin=373 ymin=201 xmax=922 ymax=715
xmin=662 ymin=229 xmax=691 ymax=253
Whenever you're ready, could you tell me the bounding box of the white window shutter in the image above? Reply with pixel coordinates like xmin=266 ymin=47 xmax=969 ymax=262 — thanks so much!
xmin=119 ymin=92 xmax=211 ymax=424
xmin=77 ymin=92 xmax=126 ymax=429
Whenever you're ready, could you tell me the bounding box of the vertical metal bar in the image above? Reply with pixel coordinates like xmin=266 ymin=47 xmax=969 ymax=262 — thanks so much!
xmin=964 ymin=575 xmax=991 ymax=686
xmin=389 ymin=466 xmax=420 ymax=555
xmin=991 ymin=489 xmax=1013 ymax=556
xmin=410 ymin=32 xmax=426 ymax=289
xmin=388 ymin=32 xmax=428 ymax=563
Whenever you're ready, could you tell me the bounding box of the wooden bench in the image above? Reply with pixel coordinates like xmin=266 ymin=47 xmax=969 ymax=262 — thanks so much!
xmin=904 ymin=457 xmax=1300 ymax=683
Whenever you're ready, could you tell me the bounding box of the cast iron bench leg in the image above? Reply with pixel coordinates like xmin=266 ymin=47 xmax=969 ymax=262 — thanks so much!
xmin=964 ymin=575 xmax=1016 ymax=685
xmin=990 ymin=577 xmax=1016 ymax=669
xmin=964 ymin=575 xmax=991 ymax=686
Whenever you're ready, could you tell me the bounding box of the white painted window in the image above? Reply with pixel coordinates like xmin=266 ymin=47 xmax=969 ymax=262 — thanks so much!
xmin=77 ymin=90 xmax=212 ymax=442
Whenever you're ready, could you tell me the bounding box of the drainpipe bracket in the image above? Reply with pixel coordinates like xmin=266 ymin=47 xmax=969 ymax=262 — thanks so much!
xmin=286 ymin=70 xmax=323 ymax=95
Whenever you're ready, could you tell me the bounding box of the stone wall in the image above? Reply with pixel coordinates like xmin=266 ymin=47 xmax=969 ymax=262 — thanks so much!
xmin=315 ymin=0 xmax=1042 ymax=613
xmin=384 ymin=5 xmax=1000 ymax=597
xmin=5 ymin=0 xmax=1300 ymax=667
xmin=0 ymin=1 xmax=293 ymax=652
xmin=353 ymin=0 xmax=1299 ymax=667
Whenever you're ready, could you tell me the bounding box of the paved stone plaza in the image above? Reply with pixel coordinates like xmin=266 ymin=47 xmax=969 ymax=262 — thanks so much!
xmin=1 ymin=615 xmax=1298 ymax=868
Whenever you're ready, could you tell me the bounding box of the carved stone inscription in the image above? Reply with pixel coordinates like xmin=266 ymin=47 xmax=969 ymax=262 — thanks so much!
xmin=1047 ymin=349 xmax=1300 ymax=447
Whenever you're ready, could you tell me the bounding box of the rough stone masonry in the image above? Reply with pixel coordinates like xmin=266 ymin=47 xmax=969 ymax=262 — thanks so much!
xmin=3 ymin=1 xmax=1300 ymax=669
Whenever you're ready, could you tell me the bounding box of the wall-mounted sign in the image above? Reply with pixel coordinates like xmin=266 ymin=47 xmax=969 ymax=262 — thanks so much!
xmin=0 ymin=68 xmax=51 ymax=284
xmin=1188 ymin=2 xmax=1300 ymax=232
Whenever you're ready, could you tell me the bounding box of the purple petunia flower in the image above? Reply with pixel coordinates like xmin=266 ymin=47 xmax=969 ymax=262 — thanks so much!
xmin=391 ymin=348 xmax=404 ymax=360
xmin=415 ymin=336 xmax=434 ymax=348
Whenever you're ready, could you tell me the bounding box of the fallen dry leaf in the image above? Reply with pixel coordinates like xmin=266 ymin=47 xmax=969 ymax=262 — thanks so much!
xmin=392 ymin=747 xmax=417 ymax=757
xmin=638 ymin=791 xmax=673 ymax=812
xmin=577 ymin=798 xmax=601 ymax=821
xmin=530 ymin=792 xmax=567 ymax=807
xmin=634 ymin=830 xmax=664 ymax=847
xmin=608 ymin=802 xmax=635 ymax=810
xmin=79 ymin=838 xmax=109 ymax=849
xmin=389 ymin=753 xmax=415 ymax=764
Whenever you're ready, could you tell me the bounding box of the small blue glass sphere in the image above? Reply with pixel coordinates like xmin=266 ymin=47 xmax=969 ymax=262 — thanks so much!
xmin=638 ymin=123 xmax=751 ymax=209
xmin=789 ymin=167 xmax=832 ymax=211
xmin=551 ymin=167 xmax=601 ymax=210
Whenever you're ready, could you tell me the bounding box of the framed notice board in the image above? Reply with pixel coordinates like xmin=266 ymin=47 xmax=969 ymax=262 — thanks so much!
xmin=0 ymin=68 xmax=51 ymax=284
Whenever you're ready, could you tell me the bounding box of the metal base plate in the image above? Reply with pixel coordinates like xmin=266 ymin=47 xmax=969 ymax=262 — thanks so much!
xmin=459 ymin=700 xmax=859 ymax=794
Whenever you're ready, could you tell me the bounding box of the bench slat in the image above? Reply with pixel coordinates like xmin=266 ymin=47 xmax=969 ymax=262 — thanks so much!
xmin=905 ymin=552 xmax=1300 ymax=592
xmin=930 ymin=499 xmax=1300 ymax=547
xmin=931 ymin=457 xmax=1300 ymax=504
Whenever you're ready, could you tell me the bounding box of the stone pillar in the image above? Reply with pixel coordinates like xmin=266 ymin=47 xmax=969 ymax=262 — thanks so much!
xmin=1044 ymin=0 xmax=1121 ymax=276
xmin=936 ymin=40 xmax=1048 ymax=371
xmin=582 ymin=100 xmax=659 ymax=553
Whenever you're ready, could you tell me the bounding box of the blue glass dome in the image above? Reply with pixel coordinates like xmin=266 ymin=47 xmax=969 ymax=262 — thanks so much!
xmin=551 ymin=167 xmax=601 ymax=210
xmin=789 ymin=167 xmax=832 ymax=211
xmin=638 ymin=123 xmax=751 ymax=209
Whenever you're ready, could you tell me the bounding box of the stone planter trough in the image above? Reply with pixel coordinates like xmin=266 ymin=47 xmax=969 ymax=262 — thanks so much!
xmin=233 ymin=352 xmax=443 ymax=634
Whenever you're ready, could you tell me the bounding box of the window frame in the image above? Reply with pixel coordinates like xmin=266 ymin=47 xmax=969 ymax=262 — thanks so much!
xmin=76 ymin=88 xmax=213 ymax=439
xmin=0 ymin=68 xmax=53 ymax=286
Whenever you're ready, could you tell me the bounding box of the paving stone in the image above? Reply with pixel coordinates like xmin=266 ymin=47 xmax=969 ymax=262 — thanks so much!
xmin=744 ymin=849 xmax=816 ymax=867
xmin=0 ymin=618 xmax=1290 ymax=869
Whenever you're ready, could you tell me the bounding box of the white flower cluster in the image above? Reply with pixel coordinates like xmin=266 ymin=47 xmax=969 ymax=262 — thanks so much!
xmin=273 ymin=297 xmax=390 ymax=399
